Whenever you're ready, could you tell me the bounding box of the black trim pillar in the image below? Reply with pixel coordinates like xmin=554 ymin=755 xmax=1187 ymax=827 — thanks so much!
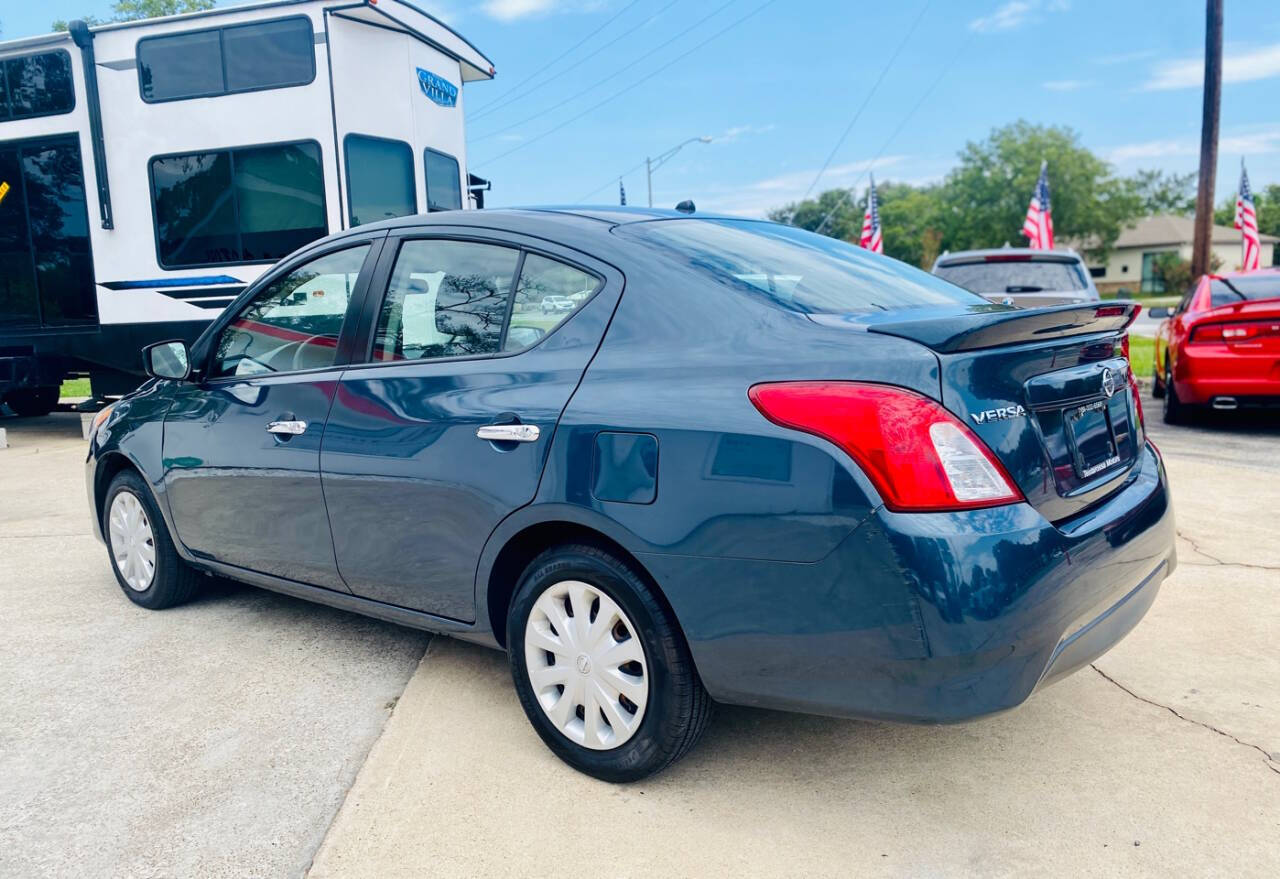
xmin=69 ymin=20 xmax=114 ymax=230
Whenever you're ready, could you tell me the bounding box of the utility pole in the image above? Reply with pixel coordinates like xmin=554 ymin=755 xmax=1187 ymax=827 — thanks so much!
xmin=645 ymin=136 xmax=712 ymax=208
xmin=646 ymin=156 xmax=653 ymax=209
xmin=1191 ymin=0 xmax=1223 ymax=278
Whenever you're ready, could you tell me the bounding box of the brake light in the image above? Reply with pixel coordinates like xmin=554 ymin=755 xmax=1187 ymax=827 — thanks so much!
xmin=1121 ymin=333 xmax=1130 ymax=360
xmin=748 ymin=382 xmax=1023 ymax=512
xmin=1191 ymin=320 xmax=1280 ymax=343
xmin=983 ymin=254 xmax=1032 ymax=262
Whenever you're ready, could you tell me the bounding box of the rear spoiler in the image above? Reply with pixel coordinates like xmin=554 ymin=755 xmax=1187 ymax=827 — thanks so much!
xmin=864 ymin=302 xmax=1141 ymax=353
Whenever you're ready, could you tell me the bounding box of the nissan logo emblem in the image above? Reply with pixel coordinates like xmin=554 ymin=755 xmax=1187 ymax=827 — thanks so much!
xmin=1101 ymin=367 xmax=1118 ymax=398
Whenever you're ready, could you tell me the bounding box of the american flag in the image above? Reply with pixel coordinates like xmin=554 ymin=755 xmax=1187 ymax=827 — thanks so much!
xmin=619 ymin=179 xmax=627 ymax=206
xmin=1235 ymin=161 xmax=1260 ymax=272
xmin=1021 ymin=160 xmax=1054 ymax=250
xmin=859 ymin=175 xmax=883 ymax=254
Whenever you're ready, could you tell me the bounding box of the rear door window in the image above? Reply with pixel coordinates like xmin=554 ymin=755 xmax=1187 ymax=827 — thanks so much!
xmin=1208 ymin=276 xmax=1280 ymax=307
xmin=933 ymin=259 xmax=1088 ymax=295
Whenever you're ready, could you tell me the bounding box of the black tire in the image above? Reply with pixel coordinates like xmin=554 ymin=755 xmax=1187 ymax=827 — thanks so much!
xmin=4 ymin=385 xmax=59 ymax=417
xmin=507 ymin=543 xmax=713 ymax=782
xmin=1162 ymin=363 xmax=1194 ymax=425
xmin=1150 ymin=360 xmax=1165 ymax=399
xmin=103 ymin=469 xmax=202 ymax=610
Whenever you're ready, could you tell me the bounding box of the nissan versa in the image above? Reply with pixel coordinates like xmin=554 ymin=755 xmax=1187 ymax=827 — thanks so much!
xmin=86 ymin=208 xmax=1176 ymax=781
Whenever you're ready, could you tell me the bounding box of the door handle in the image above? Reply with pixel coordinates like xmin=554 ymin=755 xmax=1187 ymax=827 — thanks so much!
xmin=267 ymin=420 xmax=308 ymax=436
xmin=476 ymin=423 xmax=540 ymax=443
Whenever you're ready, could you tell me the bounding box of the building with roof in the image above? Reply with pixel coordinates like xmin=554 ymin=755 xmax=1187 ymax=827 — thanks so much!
xmin=1082 ymin=214 xmax=1278 ymax=295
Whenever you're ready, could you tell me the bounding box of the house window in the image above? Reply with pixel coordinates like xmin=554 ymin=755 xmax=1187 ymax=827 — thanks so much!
xmin=424 ymin=148 xmax=462 ymax=212
xmin=1140 ymin=252 xmax=1167 ymax=294
xmin=345 ymin=135 xmax=415 ymax=227
xmin=150 ymin=140 xmax=327 ymax=268
xmin=138 ymin=16 xmax=314 ymax=103
xmin=0 ymin=50 xmax=74 ymax=121
xmin=1089 ymin=266 xmax=1106 ymax=278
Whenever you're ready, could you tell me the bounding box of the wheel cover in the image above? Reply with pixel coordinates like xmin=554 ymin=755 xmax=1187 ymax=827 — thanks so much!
xmin=524 ymin=579 xmax=649 ymax=750
xmin=108 ymin=492 xmax=156 ymax=592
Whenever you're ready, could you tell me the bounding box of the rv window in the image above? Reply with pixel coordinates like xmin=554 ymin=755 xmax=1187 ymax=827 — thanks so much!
xmin=138 ymin=15 xmax=314 ymax=103
xmin=150 ymin=140 xmax=326 ymax=268
xmin=345 ymin=135 xmax=415 ymax=227
xmin=424 ymin=149 xmax=462 ymax=212
xmin=1 ymin=50 xmax=74 ymax=121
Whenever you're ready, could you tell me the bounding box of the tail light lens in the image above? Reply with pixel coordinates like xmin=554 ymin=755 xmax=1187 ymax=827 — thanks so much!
xmin=748 ymin=382 xmax=1023 ymax=512
xmin=1191 ymin=320 xmax=1280 ymax=343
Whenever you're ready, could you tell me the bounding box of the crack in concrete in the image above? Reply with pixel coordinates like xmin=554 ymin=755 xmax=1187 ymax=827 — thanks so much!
xmin=1176 ymin=529 xmax=1280 ymax=573
xmin=1092 ymin=664 xmax=1280 ymax=777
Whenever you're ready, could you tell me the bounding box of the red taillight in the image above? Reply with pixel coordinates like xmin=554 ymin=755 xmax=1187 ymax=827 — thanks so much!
xmin=1128 ymin=368 xmax=1145 ymax=432
xmin=1191 ymin=320 xmax=1280 ymax=343
xmin=1121 ymin=333 xmax=1130 ymax=360
xmin=748 ymin=382 xmax=1023 ymax=512
xmin=1096 ymin=305 xmax=1127 ymax=318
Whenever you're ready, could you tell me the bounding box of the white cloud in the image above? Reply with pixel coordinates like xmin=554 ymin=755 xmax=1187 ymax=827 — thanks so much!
xmin=481 ymin=0 xmax=603 ymax=21
xmin=969 ymin=1 xmax=1035 ymax=32
xmin=1105 ymin=126 xmax=1280 ymax=164
xmin=715 ymin=124 xmax=777 ymax=143
xmin=969 ymin=0 xmax=1069 ymax=34
xmin=696 ymin=156 xmax=914 ymax=218
xmin=1042 ymin=79 xmax=1094 ymax=91
xmin=1142 ymin=42 xmax=1280 ymax=90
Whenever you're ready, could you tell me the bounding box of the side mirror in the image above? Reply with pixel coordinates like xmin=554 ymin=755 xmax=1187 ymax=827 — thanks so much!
xmin=1147 ymin=306 xmax=1171 ymax=319
xmin=142 ymin=340 xmax=192 ymax=381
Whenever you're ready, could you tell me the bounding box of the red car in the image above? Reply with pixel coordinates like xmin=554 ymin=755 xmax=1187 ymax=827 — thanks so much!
xmin=1151 ymin=268 xmax=1280 ymax=423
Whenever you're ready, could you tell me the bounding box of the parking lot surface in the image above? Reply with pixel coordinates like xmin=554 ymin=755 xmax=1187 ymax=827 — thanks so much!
xmin=2 ymin=403 xmax=1278 ymax=878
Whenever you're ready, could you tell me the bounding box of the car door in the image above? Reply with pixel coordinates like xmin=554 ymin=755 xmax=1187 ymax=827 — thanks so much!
xmin=320 ymin=230 xmax=622 ymax=621
xmin=163 ymin=238 xmax=382 ymax=588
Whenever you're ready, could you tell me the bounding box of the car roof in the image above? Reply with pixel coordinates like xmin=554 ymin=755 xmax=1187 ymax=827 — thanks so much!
xmin=933 ymin=247 xmax=1086 ymax=266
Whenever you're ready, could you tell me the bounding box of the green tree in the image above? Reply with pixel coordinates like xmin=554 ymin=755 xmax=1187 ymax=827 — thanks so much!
xmin=1127 ymin=169 xmax=1197 ymax=215
xmin=53 ymin=0 xmax=214 ymax=31
xmin=938 ymin=121 xmax=1139 ymax=259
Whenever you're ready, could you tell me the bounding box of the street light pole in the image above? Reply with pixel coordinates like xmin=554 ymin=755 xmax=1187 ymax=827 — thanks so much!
xmin=645 ymin=136 xmax=713 ymax=208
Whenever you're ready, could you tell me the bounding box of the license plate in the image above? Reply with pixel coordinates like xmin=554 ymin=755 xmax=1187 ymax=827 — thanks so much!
xmin=1066 ymin=399 xmax=1121 ymax=479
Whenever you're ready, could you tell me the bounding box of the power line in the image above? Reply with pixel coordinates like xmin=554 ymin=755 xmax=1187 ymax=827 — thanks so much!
xmin=800 ymin=0 xmax=931 ymax=201
xmin=467 ymin=0 xmax=644 ymax=118
xmin=813 ymin=33 xmax=974 ymax=237
xmin=471 ymin=0 xmax=683 ymax=124
xmin=471 ymin=0 xmax=735 ymax=143
xmin=472 ymin=0 xmax=778 ymax=170
xmin=577 ymin=160 xmax=649 ymax=203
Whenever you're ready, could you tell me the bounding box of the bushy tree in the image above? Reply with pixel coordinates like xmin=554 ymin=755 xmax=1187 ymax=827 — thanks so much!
xmin=938 ymin=121 xmax=1139 ymax=258
xmin=1128 ymin=169 xmax=1197 ymax=215
xmin=53 ymin=0 xmax=215 ymax=31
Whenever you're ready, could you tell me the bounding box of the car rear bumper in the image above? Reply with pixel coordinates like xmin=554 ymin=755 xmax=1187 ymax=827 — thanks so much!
xmin=1175 ymin=344 xmax=1280 ymax=404
xmin=640 ymin=441 xmax=1175 ymax=722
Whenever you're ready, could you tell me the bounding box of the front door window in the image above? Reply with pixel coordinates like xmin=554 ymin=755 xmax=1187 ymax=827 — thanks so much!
xmin=211 ymin=244 xmax=369 ymax=378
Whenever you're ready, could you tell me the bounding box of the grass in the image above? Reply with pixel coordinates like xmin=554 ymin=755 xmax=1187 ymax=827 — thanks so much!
xmin=60 ymin=378 xmax=92 ymax=400
xmin=1127 ymin=335 xmax=1155 ymax=380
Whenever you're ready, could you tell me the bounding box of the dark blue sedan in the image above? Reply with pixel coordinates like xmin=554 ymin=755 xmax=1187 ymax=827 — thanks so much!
xmin=86 ymin=208 xmax=1176 ymax=781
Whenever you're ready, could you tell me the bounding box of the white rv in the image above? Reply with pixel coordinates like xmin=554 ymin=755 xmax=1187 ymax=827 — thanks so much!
xmin=0 ymin=0 xmax=493 ymax=414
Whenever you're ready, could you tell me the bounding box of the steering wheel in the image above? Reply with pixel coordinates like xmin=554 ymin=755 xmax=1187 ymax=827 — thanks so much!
xmin=291 ymin=334 xmax=340 ymax=371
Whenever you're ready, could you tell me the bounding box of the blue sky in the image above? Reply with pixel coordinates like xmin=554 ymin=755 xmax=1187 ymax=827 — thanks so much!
xmin=7 ymin=0 xmax=1280 ymax=216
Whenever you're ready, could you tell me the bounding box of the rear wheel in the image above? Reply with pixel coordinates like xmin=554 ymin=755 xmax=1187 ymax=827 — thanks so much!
xmin=4 ymin=385 xmax=59 ymax=417
xmin=507 ymin=543 xmax=712 ymax=782
xmin=1162 ymin=363 xmax=1194 ymax=425
xmin=103 ymin=470 xmax=201 ymax=609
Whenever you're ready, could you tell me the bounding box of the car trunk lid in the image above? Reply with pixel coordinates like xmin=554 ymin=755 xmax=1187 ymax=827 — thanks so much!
xmin=813 ymin=302 xmax=1144 ymax=522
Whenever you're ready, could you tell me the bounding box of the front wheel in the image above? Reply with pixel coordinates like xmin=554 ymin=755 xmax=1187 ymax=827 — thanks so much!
xmin=507 ymin=544 xmax=712 ymax=782
xmin=103 ymin=470 xmax=202 ymax=609
xmin=1151 ymin=360 xmax=1165 ymax=399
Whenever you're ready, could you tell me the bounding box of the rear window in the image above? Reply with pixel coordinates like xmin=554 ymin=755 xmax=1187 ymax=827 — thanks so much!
xmin=1209 ymin=275 xmax=1280 ymax=307
xmin=615 ymin=219 xmax=982 ymax=314
xmin=933 ymin=258 xmax=1088 ymax=295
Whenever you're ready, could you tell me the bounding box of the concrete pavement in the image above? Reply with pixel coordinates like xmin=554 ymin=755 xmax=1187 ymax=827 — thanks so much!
xmin=0 ymin=415 xmax=430 ymax=878
xmin=2 ymin=404 xmax=1278 ymax=878
xmin=309 ymin=401 xmax=1280 ymax=878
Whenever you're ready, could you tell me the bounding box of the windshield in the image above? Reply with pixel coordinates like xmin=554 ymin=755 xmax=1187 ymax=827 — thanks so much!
xmin=1209 ymin=275 xmax=1280 ymax=307
xmin=615 ymin=219 xmax=984 ymax=314
xmin=934 ymin=259 xmax=1088 ymax=294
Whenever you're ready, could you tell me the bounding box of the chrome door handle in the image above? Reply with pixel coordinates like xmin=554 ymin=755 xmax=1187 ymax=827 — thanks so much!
xmin=267 ymin=420 xmax=308 ymax=436
xmin=476 ymin=423 xmax=540 ymax=443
